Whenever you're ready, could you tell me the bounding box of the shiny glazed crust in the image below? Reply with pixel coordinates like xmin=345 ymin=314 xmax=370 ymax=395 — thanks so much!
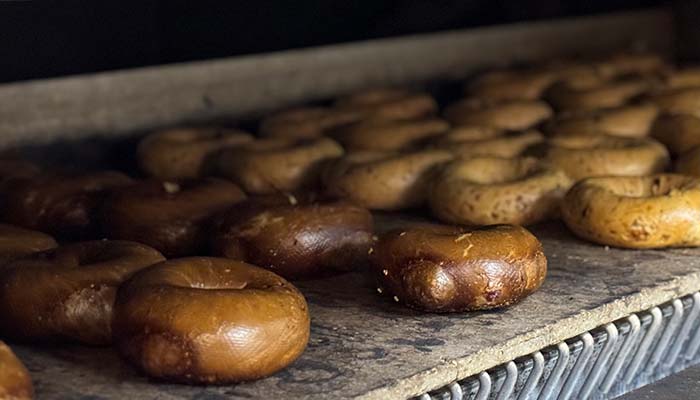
xmin=371 ymin=224 xmax=547 ymax=312
xmin=112 ymin=257 xmax=310 ymax=383
xmin=0 ymin=224 xmax=57 ymax=265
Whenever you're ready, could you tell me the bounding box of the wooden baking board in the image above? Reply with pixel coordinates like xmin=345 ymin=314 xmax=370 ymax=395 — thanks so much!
xmin=12 ymin=218 xmax=700 ymax=400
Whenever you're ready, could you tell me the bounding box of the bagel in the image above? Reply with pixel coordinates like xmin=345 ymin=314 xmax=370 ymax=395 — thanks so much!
xmin=112 ymin=257 xmax=310 ymax=383
xmin=433 ymin=125 xmax=503 ymax=143
xmin=664 ymin=67 xmax=700 ymax=89
xmin=435 ymin=130 xmax=544 ymax=158
xmin=331 ymin=118 xmax=449 ymax=152
xmin=0 ymin=240 xmax=165 ymax=345
xmin=651 ymin=114 xmax=700 ymax=155
xmin=443 ymin=99 xmax=553 ymax=131
xmin=0 ymin=171 xmax=133 ymax=240
xmin=334 ymin=88 xmax=438 ymax=121
xmin=544 ymin=134 xmax=669 ymax=180
xmin=211 ymin=196 xmax=373 ymax=279
xmin=101 ymin=179 xmax=246 ymax=257
xmin=371 ymin=224 xmax=546 ymax=312
xmin=217 ymin=137 xmax=343 ymax=194
xmin=561 ymin=174 xmax=700 ymax=248
xmin=137 ymin=127 xmax=253 ymax=180
xmin=323 ymin=150 xmax=453 ymax=210
xmin=648 ymin=87 xmax=700 ymax=117
xmin=676 ymin=146 xmax=700 ymax=176
xmin=0 ymin=341 xmax=32 ymax=400
xmin=258 ymin=106 xmax=361 ymax=139
xmin=429 ymin=157 xmax=572 ymax=226
xmin=467 ymin=69 xmax=559 ymax=101
xmin=593 ymin=53 xmax=667 ymax=79
xmin=0 ymin=224 xmax=56 ymax=265
xmin=546 ymin=103 xmax=659 ymax=138
xmin=0 ymin=159 xmax=40 ymax=183
xmin=546 ymin=78 xmax=651 ymax=111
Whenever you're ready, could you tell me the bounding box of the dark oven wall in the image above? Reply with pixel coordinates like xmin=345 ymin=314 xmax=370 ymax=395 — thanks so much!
xmin=0 ymin=0 xmax=665 ymax=84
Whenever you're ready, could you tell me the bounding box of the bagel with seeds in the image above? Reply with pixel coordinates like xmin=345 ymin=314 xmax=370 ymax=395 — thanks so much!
xmin=429 ymin=157 xmax=572 ymax=226
xmin=561 ymin=174 xmax=700 ymax=248
xmin=371 ymin=224 xmax=547 ymax=312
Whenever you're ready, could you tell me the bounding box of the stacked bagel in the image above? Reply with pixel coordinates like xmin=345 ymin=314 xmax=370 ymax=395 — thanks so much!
xmin=5 ymin=51 xmax=700 ymax=395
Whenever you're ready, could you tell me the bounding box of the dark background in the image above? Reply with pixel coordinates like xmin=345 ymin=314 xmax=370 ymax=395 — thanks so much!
xmin=0 ymin=1 xmax=666 ymax=83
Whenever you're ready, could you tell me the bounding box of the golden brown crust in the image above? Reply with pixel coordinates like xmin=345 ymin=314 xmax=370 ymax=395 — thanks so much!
xmin=217 ymin=137 xmax=344 ymax=194
xmin=334 ymin=88 xmax=438 ymax=121
xmin=647 ymin=87 xmax=700 ymax=117
xmin=323 ymin=150 xmax=453 ymax=210
xmin=546 ymin=103 xmax=659 ymax=138
xmin=592 ymin=53 xmax=668 ymax=79
xmin=0 ymin=240 xmax=165 ymax=345
xmin=443 ymin=99 xmax=553 ymax=131
xmin=676 ymin=146 xmax=700 ymax=176
xmin=546 ymin=78 xmax=651 ymax=111
xmin=433 ymin=125 xmax=503 ymax=143
xmin=561 ymin=174 xmax=700 ymax=248
xmin=211 ymin=197 xmax=373 ymax=279
xmin=429 ymin=157 xmax=572 ymax=226
xmin=544 ymin=134 xmax=669 ymax=180
xmin=331 ymin=118 xmax=449 ymax=152
xmin=112 ymin=257 xmax=310 ymax=383
xmin=371 ymin=224 xmax=547 ymax=312
xmin=101 ymin=179 xmax=246 ymax=257
xmin=0 ymin=171 xmax=133 ymax=240
xmin=467 ymin=69 xmax=559 ymax=101
xmin=663 ymin=67 xmax=700 ymax=89
xmin=137 ymin=127 xmax=253 ymax=180
xmin=434 ymin=130 xmax=544 ymax=158
xmin=0 ymin=341 xmax=33 ymax=400
xmin=258 ymin=106 xmax=362 ymax=139
xmin=651 ymin=114 xmax=700 ymax=155
xmin=0 ymin=224 xmax=57 ymax=265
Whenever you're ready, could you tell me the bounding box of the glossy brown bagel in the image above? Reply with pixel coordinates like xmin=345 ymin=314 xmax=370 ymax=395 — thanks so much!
xmin=211 ymin=197 xmax=373 ymax=279
xmin=0 ymin=171 xmax=133 ymax=240
xmin=101 ymin=179 xmax=246 ymax=257
xmin=217 ymin=137 xmax=343 ymax=194
xmin=112 ymin=257 xmax=310 ymax=383
xmin=0 ymin=341 xmax=33 ymax=400
xmin=676 ymin=146 xmax=700 ymax=176
xmin=443 ymin=99 xmax=553 ymax=131
xmin=137 ymin=127 xmax=253 ymax=180
xmin=467 ymin=68 xmax=559 ymax=101
xmin=544 ymin=134 xmax=670 ymax=180
xmin=546 ymin=78 xmax=651 ymax=111
xmin=323 ymin=150 xmax=453 ymax=210
xmin=435 ymin=130 xmax=544 ymax=158
xmin=0 ymin=240 xmax=165 ymax=345
xmin=258 ymin=106 xmax=362 ymax=139
xmin=561 ymin=174 xmax=700 ymax=248
xmin=0 ymin=224 xmax=56 ymax=265
xmin=647 ymin=87 xmax=700 ymax=117
xmin=0 ymin=159 xmax=41 ymax=183
xmin=334 ymin=88 xmax=438 ymax=121
xmin=331 ymin=118 xmax=449 ymax=152
xmin=371 ymin=224 xmax=547 ymax=312
xmin=429 ymin=157 xmax=572 ymax=226
xmin=546 ymin=103 xmax=659 ymax=138
xmin=651 ymin=114 xmax=700 ymax=155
